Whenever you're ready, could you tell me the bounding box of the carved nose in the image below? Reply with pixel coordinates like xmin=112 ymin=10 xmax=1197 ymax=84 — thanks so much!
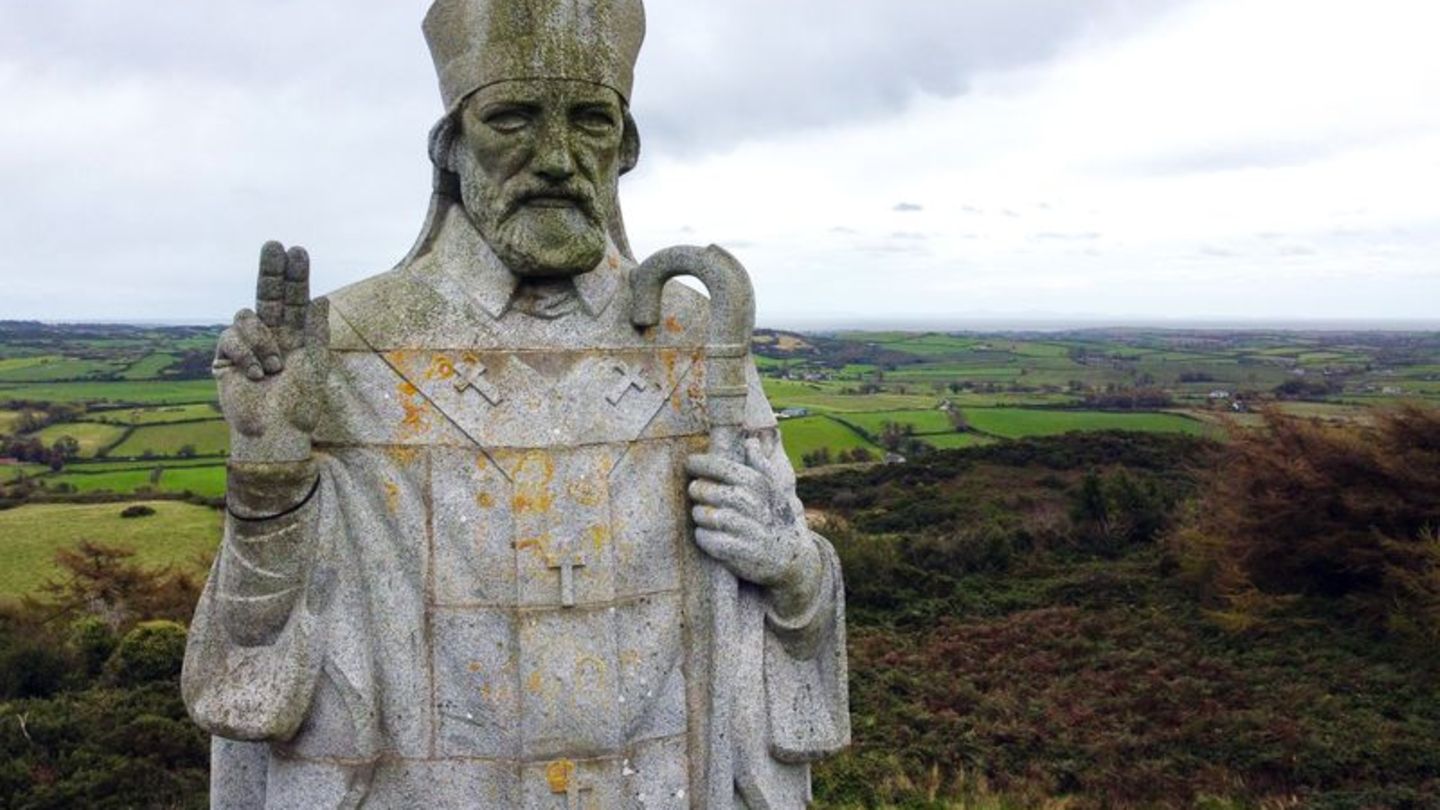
xmin=532 ymin=137 xmax=577 ymax=183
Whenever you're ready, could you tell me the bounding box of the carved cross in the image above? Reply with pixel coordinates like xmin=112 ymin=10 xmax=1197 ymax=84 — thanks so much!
xmin=606 ymin=361 xmax=653 ymax=406
xmin=453 ymin=361 xmax=504 ymax=406
xmin=547 ymin=553 xmax=586 ymax=608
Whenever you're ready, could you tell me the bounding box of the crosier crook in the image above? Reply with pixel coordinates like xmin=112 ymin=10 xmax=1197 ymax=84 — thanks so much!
xmin=630 ymin=244 xmax=758 ymax=808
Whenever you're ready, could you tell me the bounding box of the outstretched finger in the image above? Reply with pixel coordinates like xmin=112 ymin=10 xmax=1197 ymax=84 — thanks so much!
xmin=256 ymin=241 xmax=288 ymax=329
xmin=233 ymin=309 xmax=283 ymax=374
xmin=281 ymin=246 xmax=310 ymax=349
xmin=692 ymin=505 xmax=763 ymax=538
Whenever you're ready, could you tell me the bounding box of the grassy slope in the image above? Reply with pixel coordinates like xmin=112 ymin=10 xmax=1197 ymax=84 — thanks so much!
xmin=0 ymin=501 xmax=221 ymax=597
xmin=803 ymin=436 xmax=1440 ymax=809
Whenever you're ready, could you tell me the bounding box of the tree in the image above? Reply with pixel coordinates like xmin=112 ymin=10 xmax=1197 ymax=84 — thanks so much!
xmin=177 ymin=443 xmax=197 ymax=458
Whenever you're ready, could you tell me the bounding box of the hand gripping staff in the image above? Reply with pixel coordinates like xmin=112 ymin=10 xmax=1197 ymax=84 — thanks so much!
xmin=630 ymin=245 xmax=758 ymax=808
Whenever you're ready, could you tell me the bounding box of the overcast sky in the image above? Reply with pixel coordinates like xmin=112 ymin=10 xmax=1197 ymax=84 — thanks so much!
xmin=2 ymin=0 xmax=1437 ymax=327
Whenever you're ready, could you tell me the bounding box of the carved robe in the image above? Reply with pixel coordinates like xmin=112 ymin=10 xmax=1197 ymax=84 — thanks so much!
xmin=183 ymin=204 xmax=849 ymax=809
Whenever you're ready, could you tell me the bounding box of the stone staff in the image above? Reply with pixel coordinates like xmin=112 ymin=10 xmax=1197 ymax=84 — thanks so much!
xmin=631 ymin=244 xmax=757 ymax=807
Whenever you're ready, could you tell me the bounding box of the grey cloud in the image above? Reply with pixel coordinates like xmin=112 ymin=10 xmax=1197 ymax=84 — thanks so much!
xmin=1199 ymin=245 xmax=1239 ymax=258
xmin=893 ymin=202 xmax=925 ymax=212
xmin=634 ymin=0 xmax=1197 ymax=154
xmin=890 ymin=231 xmax=928 ymax=240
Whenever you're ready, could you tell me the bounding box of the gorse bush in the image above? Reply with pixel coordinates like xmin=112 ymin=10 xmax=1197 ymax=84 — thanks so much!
xmin=1171 ymin=405 xmax=1440 ymax=638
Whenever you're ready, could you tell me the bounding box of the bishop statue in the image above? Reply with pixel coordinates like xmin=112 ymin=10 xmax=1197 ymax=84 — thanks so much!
xmin=182 ymin=1 xmax=849 ymax=807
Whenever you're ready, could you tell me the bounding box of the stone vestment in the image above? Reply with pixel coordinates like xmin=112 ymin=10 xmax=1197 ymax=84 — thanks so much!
xmin=183 ymin=201 xmax=849 ymax=808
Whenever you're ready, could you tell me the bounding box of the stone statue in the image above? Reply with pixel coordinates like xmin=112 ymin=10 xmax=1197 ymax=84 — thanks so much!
xmin=182 ymin=1 xmax=849 ymax=807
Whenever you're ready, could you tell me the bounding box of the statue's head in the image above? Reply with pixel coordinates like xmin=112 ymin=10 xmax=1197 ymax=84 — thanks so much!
xmin=423 ymin=0 xmax=646 ymax=278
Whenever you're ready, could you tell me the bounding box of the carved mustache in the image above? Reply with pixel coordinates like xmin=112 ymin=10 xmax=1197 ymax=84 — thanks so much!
xmin=503 ymin=186 xmax=599 ymax=221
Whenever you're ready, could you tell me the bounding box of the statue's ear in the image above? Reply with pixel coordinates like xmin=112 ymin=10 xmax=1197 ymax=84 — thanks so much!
xmin=427 ymin=113 xmax=463 ymax=197
xmin=619 ymin=109 xmax=641 ymax=176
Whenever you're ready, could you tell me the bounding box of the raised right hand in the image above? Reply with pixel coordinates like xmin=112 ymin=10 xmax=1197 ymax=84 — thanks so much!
xmin=214 ymin=241 xmax=329 ymax=464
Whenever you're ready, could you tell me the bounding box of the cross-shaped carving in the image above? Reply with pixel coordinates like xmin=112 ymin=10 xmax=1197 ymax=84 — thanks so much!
xmin=606 ymin=361 xmax=653 ymax=406
xmin=547 ymin=553 xmax=586 ymax=608
xmin=547 ymin=759 xmax=594 ymax=810
xmin=453 ymin=361 xmax=504 ymax=406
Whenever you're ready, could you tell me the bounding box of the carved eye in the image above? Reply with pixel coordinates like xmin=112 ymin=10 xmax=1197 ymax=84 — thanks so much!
xmin=573 ymin=108 xmax=617 ymax=135
xmin=484 ymin=109 xmax=532 ymax=134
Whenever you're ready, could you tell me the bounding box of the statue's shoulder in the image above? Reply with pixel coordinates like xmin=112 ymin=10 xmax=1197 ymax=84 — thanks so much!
xmin=323 ymin=256 xmax=457 ymax=351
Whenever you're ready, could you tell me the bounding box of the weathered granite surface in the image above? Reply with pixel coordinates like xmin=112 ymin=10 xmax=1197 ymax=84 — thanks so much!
xmin=183 ymin=1 xmax=849 ymax=807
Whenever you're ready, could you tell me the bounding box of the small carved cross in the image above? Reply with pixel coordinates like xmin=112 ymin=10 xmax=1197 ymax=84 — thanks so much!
xmin=453 ymin=362 xmax=504 ymax=406
xmin=606 ymin=361 xmax=653 ymax=406
xmin=547 ymin=553 xmax=586 ymax=608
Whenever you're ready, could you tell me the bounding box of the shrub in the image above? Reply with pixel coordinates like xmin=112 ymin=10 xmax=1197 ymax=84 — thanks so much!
xmin=107 ymin=620 xmax=187 ymax=686
xmin=1170 ymin=405 xmax=1440 ymax=638
xmin=0 ymin=641 xmax=72 ymax=699
xmin=70 ymin=615 xmax=118 ymax=678
xmin=120 ymin=504 xmax=156 ymax=519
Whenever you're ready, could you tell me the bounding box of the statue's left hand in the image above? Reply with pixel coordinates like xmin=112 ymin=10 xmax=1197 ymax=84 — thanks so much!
xmin=686 ymin=439 xmax=823 ymax=619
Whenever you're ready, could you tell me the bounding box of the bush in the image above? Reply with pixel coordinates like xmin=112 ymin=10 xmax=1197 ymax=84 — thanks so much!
xmin=120 ymin=505 xmax=157 ymax=519
xmin=1170 ymin=405 xmax=1440 ymax=638
xmin=0 ymin=641 xmax=72 ymax=699
xmin=107 ymin=621 xmax=187 ymax=686
xmin=70 ymin=616 xmax=118 ymax=678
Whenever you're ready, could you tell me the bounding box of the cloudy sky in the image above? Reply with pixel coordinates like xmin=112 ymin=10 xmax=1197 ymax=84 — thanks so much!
xmin=2 ymin=0 xmax=1437 ymax=327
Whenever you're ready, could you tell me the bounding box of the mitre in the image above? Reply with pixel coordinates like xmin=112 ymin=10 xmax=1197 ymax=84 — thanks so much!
xmin=424 ymin=0 xmax=647 ymax=111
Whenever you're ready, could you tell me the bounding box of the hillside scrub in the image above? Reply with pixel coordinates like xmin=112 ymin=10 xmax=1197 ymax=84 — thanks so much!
xmin=1171 ymin=405 xmax=1440 ymax=639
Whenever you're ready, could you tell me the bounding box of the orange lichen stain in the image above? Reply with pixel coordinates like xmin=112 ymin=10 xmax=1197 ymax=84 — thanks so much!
xmin=426 ymin=354 xmax=457 ymax=381
xmin=475 ymin=492 xmax=495 ymax=509
xmin=664 ymin=315 xmax=683 ymax=334
xmin=586 ymin=524 xmax=610 ymax=553
xmin=480 ymin=682 xmax=493 ymax=701
xmin=566 ymin=473 xmax=605 ymax=508
xmin=467 ymin=661 xmax=483 ymax=674
xmin=385 ymin=446 xmax=421 ymax=467
xmin=546 ymin=760 xmax=575 ymax=794
xmin=527 ymin=670 xmax=544 ymax=696
xmin=607 ymin=253 xmax=620 ymax=270
xmin=576 ymin=656 xmax=607 ymax=684
xmin=511 ymin=451 xmax=555 ymax=514
xmin=513 ymin=534 xmax=551 ymax=557
xmin=398 ymin=381 xmax=419 ymax=397
xmin=384 ymin=481 xmax=400 ymax=514
xmin=619 ymin=649 xmax=642 ymax=666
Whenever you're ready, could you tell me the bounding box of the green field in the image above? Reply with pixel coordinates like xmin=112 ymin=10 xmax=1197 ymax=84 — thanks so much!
xmin=45 ymin=468 xmax=163 ymax=494
xmin=0 ymin=462 xmax=48 ymax=482
xmin=0 ymin=501 xmax=222 ymax=597
xmin=915 ymin=431 xmax=996 ymax=450
xmin=777 ymin=415 xmax=881 ymax=467
xmin=29 ymin=421 xmax=129 ymax=458
xmin=156 ymin=465 xmax=228 ymax=498
xmin=0 ymin=379 xmax=218 ymax=405
xmin=834 ymin=409 xmax=958 ymax=437
xmin=110 ymin=420 xmax=229 ymax=458
xmin=964 ymin=408 xmax=1213 ymax=439
xmin=0 ymin=409 xmax=24 ymax=433
xmin=90 ymin=403 xmax=221 ymax=425
xmin=121 ymin=352 xmax=178 ymax=380
xmin=0 ymin=356 xmax=127 ymax=382
xmin=763 ymin=380 xmax=939 ymax=413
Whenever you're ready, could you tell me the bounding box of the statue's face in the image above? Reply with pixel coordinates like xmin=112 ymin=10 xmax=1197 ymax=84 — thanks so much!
xmin=450 ymin=79 xmax=625 ymax=279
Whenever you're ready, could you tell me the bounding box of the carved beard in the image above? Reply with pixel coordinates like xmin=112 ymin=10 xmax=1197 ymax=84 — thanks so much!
xmin=457 ymin=171 xmax=608 ymax=279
